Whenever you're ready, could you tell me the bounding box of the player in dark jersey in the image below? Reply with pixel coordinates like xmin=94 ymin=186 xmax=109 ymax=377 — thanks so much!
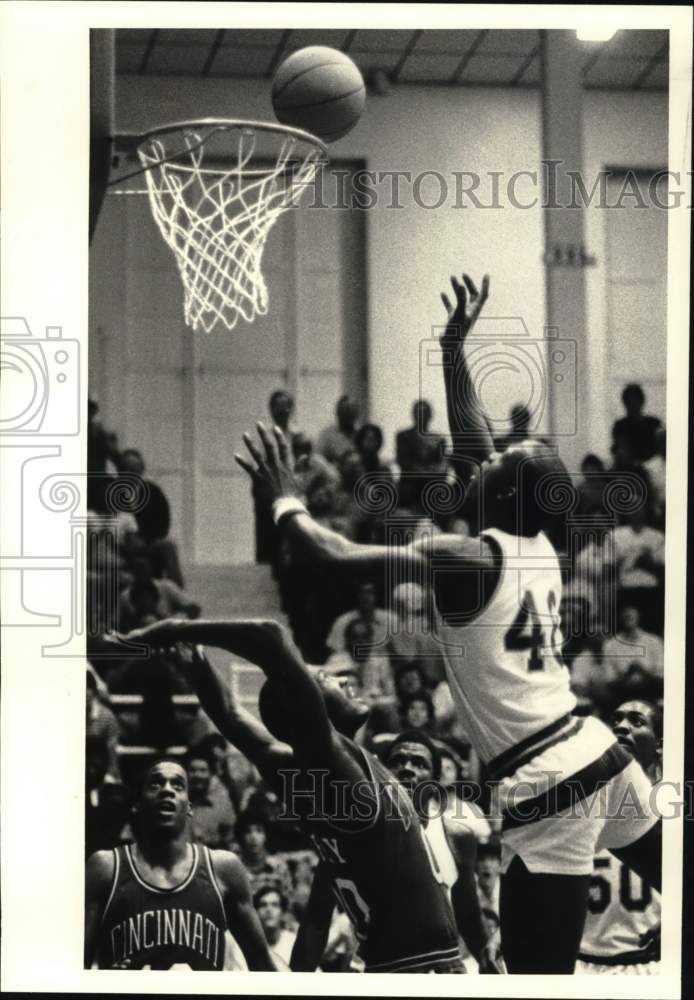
xmin=119 ymin=619 xmax=466 ymax=973
xmin=85 ymin=756 xmax=276 ymax=970
xmin=233 ymin=270 xmax=662 ymax=974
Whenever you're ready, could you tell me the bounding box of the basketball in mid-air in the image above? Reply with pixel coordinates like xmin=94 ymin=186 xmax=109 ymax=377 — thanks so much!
xmin=271 ymin=46 xmax=366 ymax=143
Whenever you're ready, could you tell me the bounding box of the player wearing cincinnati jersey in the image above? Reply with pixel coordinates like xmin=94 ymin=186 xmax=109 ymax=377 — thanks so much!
xmin=231 ymin=270 xmax=662 ymax=974
xmin=118 ymin=620 xmax=464 ymax=974
xmin=85 ymin=757 xmax=275 ymax=970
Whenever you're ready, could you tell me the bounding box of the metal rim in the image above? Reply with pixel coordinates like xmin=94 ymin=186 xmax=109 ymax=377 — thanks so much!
xmin=116 ymin=117 xmax=329 ymax=158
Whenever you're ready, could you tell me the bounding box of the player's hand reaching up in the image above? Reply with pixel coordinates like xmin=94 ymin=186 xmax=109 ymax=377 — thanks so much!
xmin=440 ymin=272 xmax=490 ymax=356
xmin=235 ymin=422 xmax=301 ymax=503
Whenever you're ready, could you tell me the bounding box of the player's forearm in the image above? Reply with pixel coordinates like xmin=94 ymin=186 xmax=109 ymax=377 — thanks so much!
xmin=451 ymin=874 xmax=488 ymax=962
xmin=290 ymin=871 xmax=334 ymax=971
xmin=282 ymin=510 xmax=365 ymax=567
xmin=442 ymin=359 xmax=495 ymax=478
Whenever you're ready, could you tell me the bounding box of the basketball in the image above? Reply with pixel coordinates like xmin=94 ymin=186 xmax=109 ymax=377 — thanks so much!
xmin=271 ymin=46 xmax=366 ymax=143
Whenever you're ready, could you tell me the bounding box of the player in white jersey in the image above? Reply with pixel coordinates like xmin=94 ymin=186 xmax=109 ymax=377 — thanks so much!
xmin=235 ymin=269 xmax=661 ymax=973
xmin=577 ymin=700 xmax=662 ymax=975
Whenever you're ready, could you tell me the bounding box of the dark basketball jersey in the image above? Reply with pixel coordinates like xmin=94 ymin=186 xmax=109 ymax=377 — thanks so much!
xmin=97 ymin=843 xmax=227 ymax=970
xmin=307 ymin=740 xmax=462 ymax=973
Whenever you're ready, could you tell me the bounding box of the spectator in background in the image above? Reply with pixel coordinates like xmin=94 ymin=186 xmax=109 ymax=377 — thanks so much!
xmin=292 ymin=432 xmax=338 ymax=498
xmin=476 ymin=842 xmax=501 ymax=917
xmin=644 ymin=426 xmax=666 ymax=527
xmin=387 ymin=582 xmax=447 ymax=690
xmin=577 ymin=453 xmax=608 ymax=516
xmin=355 ymin=423 xmax=393 ymax=480
xmin=317 ymin=395 xmax=360 ymax=465
xmin=437 ymin=743 xmax=491 ymax=844
xmin=87 ymin=398 xmax=120 ymax=514
xmin=253 ymin=887 xmax=297 ymax=971
xmin=494 ymin=402 xmax=532 ymax=453
xmin=86 ymin=670 xmax=121 ymax=781
xmin=612 ymin=383 xmax=663 ymax=463
xmin=235 ymin=811 xmax=294 ymax=899
xmin=400 ymin=690 xmax=436 ymax=734
xmin=325 ymin=581 xmax=396 ymax=655
xmin=395 ymin=400 xmax=447 ymax=511
xmin=186 ymin=747 xmax=237 ymax=849
xmin=601 ymin=606 xmax=664 ymax=706
xmin=608 ymin=502 xmax=664 ymax=634
xmin=117 ymin=448 xmax=185 ymax=588
xmin=118 ymin=555 xmax=200 ymax=632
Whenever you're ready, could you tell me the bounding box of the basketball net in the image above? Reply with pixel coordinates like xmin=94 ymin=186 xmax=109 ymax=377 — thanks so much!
xmin=136 ymin=120 xmax=327 ymax=333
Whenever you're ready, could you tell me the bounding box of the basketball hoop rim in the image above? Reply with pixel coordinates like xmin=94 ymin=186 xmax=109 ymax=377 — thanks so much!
xmin=109 ymin=117 xmax=329 ymax=187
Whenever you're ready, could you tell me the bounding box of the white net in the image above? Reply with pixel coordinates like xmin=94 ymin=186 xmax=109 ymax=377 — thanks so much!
xmin=137 ymin=121 xmax=326 ymax=333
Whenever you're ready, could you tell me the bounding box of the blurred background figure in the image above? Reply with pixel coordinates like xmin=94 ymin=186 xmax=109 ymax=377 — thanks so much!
xmin=318 ymin=394 xmax=360 ymax=465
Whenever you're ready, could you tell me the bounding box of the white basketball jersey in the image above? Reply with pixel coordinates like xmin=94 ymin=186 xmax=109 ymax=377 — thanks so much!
xmin=435 ymin=527 xmax=576 ymax=766
xmin=580 ymin=849 xmax=660 ymax=962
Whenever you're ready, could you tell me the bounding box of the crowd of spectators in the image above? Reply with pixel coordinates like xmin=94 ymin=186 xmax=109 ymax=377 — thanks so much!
xmin=84 ymin=380 xmax=665 ymax=970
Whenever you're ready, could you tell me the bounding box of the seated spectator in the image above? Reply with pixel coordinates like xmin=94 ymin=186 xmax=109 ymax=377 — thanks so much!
xmin=476 ymin=842 xmax=501 ymax=916
xmin=644 ymin=426 xmax=666 ymax=527
xmin=569 ymin=636 xmax=612 ymax=713
xmin=395 ymin=400 xmax=447 ymax=511
xmin=193 ymin=732 xmax=245 ymax=814
xmin=601 ymin=606 xmax=664 ymax=706
xmin=612 ymin=383 xmax=663 ymax=463
xmin=355 ymin=423 xmax=393 ymax=479
xmin=400 ymin=690 xmax=436 ymax=734
xmin=387 ymin=582 xmax=446 ymax=689
xmin=119 ymin=555 xmax=200 ymax=632
xmin=576 ymin=453 xmax=608 ymax=516
xmin=253 ymin=886 xmax=297 ymax=971
xmin=317 ymin=395 xmax=360 ymax=465
xmin=116 ymin=448 xmax=185 ymax=587
xmin=494 ymin=402 xmax=533 ymax=453
xmin=186 ymin=748 xmax=237 ymax=848
xmin=235 ymin=810 xmax=294 ymax=899
xmin=325 ymin=581 xmax=396 ymax=655
xmin=566 ymin=512 xmax=614 ymax=635
xmin=86 ymin=670 xmax=121 ymax=781
xmin=608 ymin=503 xmax=664 ymax=634
xmin=292 ymin=432 xmax=338 ymax=498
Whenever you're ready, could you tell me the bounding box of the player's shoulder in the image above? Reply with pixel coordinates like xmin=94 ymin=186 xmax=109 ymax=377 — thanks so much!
xmin=207 ymin=848 xmax=247 ymax=892
xmin=85 ymin=848 xmax=117 ymax=896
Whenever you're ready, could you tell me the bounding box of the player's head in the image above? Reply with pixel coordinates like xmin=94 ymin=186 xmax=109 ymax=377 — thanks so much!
xmin=386 ymin=730 xmax=442 ymax=791
xmin=464 ymin=439 xmax=573 ymax=538
xmin=253 ymin=885 xmax=287 ymax=933
xmin=258 ymin=673 xmax=370 ymax=743
xmin=611 ymin=699 xmax=662 ymax=771
xmin=134 ymin=756 xmax=191 ymax=835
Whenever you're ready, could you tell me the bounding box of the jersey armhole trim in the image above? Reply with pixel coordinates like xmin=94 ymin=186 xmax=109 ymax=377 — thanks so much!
xmin=459 ymin=530 xmax=505 ymax=628
xmin=204 ymin=847 xmax=228 ymax=930
xmin=100 ymin=847 xmax=120 ymax=927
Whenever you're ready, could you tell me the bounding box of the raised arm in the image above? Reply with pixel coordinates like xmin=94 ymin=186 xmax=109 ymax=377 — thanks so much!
xmin=290 ymin=862 xmax=336 ymax=971
xmin=439 ymin=273 xmax=495 ymax=490
xmin=235 ymin=422 xmax=427 ymax=578
xmin=211 ymin=851 xmax=278 ymax=971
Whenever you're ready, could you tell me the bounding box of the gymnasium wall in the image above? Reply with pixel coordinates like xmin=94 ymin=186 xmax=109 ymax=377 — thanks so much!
xmin=105 ymin=75 xmax=667 ymax=468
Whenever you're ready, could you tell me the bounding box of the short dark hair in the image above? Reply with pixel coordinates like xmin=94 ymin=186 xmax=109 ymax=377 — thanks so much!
xmin=622 ymin=383 xmax=645 ymax=405
xmin=401 ymin=690 xmax=434 ymax=723
xmin=253 ymin=883 xmax=288 ymax=911
xmin=387 ymin=728 xmax=442 ymax=781
xmin=236 ymin=809 xmax=268 ymax=842
xmin=355 ymin=423 xmax=384 ymax=452
xmin=135 ymin=755 xmax=187 ymax=799
xmin=269 ymin=389 xmax=292 ymax=407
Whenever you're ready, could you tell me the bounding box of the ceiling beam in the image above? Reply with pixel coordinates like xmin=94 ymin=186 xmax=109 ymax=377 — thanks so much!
xmin=266 ymin=29 xmax=293 ymax=77
xmin=510 ymin=43 xmax=540 ymax=85
xmin=342 ymin=29 xmax=358 ymax=52
xmin=449 ymin=29 xmax=488 ymax=83
xmin=391 ymin=29 xmax=424 ymax=83
xmin=632 ymin=39 xmax=669 ymax=89
xmin=202 ymin=29 xmax=226 ymax=75
xmin=138 ymin=29 xmax=159 ymax=75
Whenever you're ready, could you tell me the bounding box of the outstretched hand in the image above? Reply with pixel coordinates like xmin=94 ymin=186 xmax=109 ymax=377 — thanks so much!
xmin=440 ymin=272 xmax=490 ymax=354
xmin=124 ymin=617 xmax=186 ymax=652
xmin=235 ymin=422 xmax=301 ymax=504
